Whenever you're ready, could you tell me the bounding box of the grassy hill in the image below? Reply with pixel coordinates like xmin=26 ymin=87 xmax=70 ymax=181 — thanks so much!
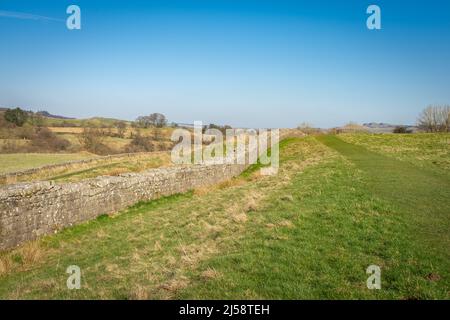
xmin=0 ymin=109 xmax=130 ymax=128
xmin=0 ymin=109 xmax=177 ymax=155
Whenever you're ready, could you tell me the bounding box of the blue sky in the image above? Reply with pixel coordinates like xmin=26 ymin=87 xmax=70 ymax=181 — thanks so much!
xmin=1 ymin=0 xmax=449 ymax=128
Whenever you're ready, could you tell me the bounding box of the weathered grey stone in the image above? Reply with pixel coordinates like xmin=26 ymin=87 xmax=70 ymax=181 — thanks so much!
xmin=0 ymin=163 xmax=247 ymax=249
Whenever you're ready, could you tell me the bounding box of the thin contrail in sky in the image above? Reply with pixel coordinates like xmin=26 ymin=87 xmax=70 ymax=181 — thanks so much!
xmin=0 ymin=10 xmax=64 ymax=22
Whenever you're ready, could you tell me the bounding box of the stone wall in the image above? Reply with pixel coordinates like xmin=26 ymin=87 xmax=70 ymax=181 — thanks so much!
xmin=0 ymin=129 xmax=303 ymax=250
xmin=0 ymin=164 xmax=246 ymax=250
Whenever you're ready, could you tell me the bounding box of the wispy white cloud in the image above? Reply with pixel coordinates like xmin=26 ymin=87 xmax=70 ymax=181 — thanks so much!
xmin=0 ymin=10 xmax=64 ymax=22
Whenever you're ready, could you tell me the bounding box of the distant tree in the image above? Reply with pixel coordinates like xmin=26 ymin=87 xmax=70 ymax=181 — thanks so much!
xmin=418 ymin=106 xmax=438 ymax=132
xmin=135 ymin=116 xmax=152 ymax=128
xmin=78 ymin=127 xmax=111 ymax=154
xmin=440 ymin=105 xmax=450 ymax=132
xmin=30 ymin=127 xmax=70 ymax=151
xmin=135 ymin=113 xmax=167 ymax=128
xmin=153 ymin=113 xmax=167 ymax=128
xmin=393 ymin=126 xmax=411 ymax=134
xmin=0 ymin=114 xmax=14 ymax=131
xmin=113 ymin=121 xmax=127 ymax=138
xmin=148 ymin=114 xmax=158 ymax=126
xmin=203 ymin=123 xmax=232 ymax=134
xmin=297 ymin=122 xmax=317 ymax=135
xmin=417 ymin=105 xmax=450 ymax=132
xmin=298 ymin=122 xmax=313 ymax=130
xmin=4 ymin=108 xmax=28 ymax=127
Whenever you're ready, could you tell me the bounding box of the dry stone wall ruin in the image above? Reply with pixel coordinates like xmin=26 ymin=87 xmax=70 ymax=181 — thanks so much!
xmin=0 ymin=130 xmax=302 ymax=250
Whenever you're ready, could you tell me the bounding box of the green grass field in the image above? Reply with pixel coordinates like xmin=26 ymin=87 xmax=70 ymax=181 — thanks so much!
xmin=0 ymin=153 xmax=96 ymax=175
xmin=49 ymin=152 xmax=172 ymax=182
xmin=0 ymin=152 xmax=172 ymax=183
xmin=0 ymin=134 xmax=448 ymax=299
xmin=339 ymin=133 xmax=450 ymax=172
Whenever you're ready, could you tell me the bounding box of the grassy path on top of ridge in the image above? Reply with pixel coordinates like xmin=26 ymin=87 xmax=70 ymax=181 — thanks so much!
xmin=316 ymin=135 xmax=450 ymax=297
xmin=316 ymin=135 xmax=450 ymax=256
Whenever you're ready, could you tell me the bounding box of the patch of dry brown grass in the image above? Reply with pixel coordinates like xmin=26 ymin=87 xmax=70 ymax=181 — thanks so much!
xmin=201 ymin=221 xmax=223 ymax=234
xmin=178 ymin=242 xmax=218 ymax=266
xmin=201 ymin=267 xmax=222 ymax=280
xmin=128 ymin=285 xmax=149 ymax=300
xmin=193 ymin=186 xmax=212 ymax=196
xmin=18 ymin=241 xmax=44 ymax=266
xmin=217 ymin=178 xmax=246 ymax=189
xmin=48 ymin=127 xmax=84 ymax=134
xmin=108 ymin=167 xmax=132 ymax=176
xmin=193 ymin=178 xmax=245 ymax=196
xmin=154 ymin=240 xmax=162 ymax=251
xmin=265 ymin=220 xmax=294 ymax=230
xmin=158 ymin=275 xmax=190 ymax=297
xmin=0 ymin=241 xmax=45 ymax=276
xmin=278 ymin=220 xmax=294 ymax=228
xmin=231 ymin=211 xmax=248 ymax=223
xmin=0 ymin=255 xmax=12 ymax=276
xmin=244 ymin=190 xmax=264 ymax=212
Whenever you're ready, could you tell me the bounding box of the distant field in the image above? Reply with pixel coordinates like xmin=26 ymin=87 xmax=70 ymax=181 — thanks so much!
xmin=48 ymin=127 xmax=84 ymax=134
xmin=54 ymin=133 xmax=132 ymax=151
xmin=339 ymin=133 xmax=450 ymax=172
xmin=0 ymin=124 xmax=199 ymax=182
xmin=0 ymin=126 xmax=178 ymax=155
xmin=0 ymin=152 xmax=172 ymax=183
xmin=0 ymin=153 xmax=96 ymax=175
xmin=44 ymin=117 xmax=130 ymax=128
xmin=49 ymin=126 xmax=178 ymax=138
xmin=50 ymin=126 xmax=177 ymax=153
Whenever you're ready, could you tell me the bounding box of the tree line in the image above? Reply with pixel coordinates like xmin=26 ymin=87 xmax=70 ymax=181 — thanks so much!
xmin=417 ymin=105 xmax=450 ymax=132
xmin=0 ymin=109 xmax=174 ymax=155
